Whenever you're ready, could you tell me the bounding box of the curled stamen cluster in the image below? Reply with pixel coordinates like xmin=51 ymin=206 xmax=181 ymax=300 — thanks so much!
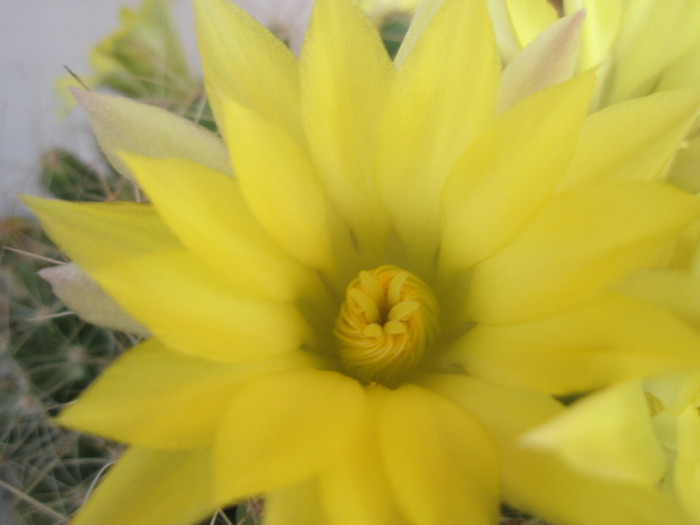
xmin=334 ymin=265 xmax=440 ymax=386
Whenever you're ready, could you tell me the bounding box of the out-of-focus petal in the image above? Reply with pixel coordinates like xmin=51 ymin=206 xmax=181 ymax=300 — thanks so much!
xmin=72 ymin=89 xmax=231 ymax=178
xmin=38 ymin=263 xmax=149 ymax=336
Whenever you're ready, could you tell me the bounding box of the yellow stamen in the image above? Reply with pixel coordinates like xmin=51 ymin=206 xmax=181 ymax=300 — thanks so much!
xmin=334 ymin=265 xmax=440 ymax=386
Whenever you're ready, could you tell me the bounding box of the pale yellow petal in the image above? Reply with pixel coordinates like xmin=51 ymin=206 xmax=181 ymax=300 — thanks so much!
xmin=440 ymin=73 xmax=594 ymax=274
xmin=194 ymin=0 xmax=302 ymax=140
xmin=123 ymin=154 xmax=320 ymax=302
xmin=265 ymin=480 xmax=328 ymax=525
xmin=504 ymin=0 xmax=558 ymax=48
xmin=73 ymin=89 xmax=231 ymax=178
xmin=498 ymin=11 xmax=584 ymax=113
xmin=214 ymin=369 xmax=365 ymax=501
xmin=319 ymin=385 xmax=408 ymax=525
xmin=616 ymin=269 xmax=700 ymax=326
xmin=72 ymin=447 xmax=218 ymax=525
xmin=428 ymin=375 xmax=694 ymax=525
xmin=668 ymin=136 xmax=700 ymax=194
xmin=24 ymin=197 xmax=309 ymax=363
xmin=24 ymin=197 xmax=179 ymax=263
xmin=563 ymin=0 xmax=622 ymax=70
xmin=673 ymin=403 xmax=700 ymax=520
xmin=451 ymin=294 xmax=700 ymax=396
xmin=487 ymin=0 xmax=521 ymax=63
xmin=90 ymin=249 xmax=309 ymax=363
xmin=219 ymin=100 xmax=335 ymax=271
xmin=377 ymin=384 xmax=499 ymax=525
xmin=58 ymin=339 xmax=315 ymax=448
xmin=300 ymin=0 xmax=394 ymax=254
xmin=468 ymin=182 xmax=700 ymax=324
xmin=524 ymin=381 xmax=666 ymax=486
xmin=559 ymin=87 xmax=700 ymax=191
xmin=602 ymin=0 xmax=700 ymax=105
xmin=38 ymin=263 xmax=149 ymax=336
xmin=376 ymin=0 xmax=500 ymax=267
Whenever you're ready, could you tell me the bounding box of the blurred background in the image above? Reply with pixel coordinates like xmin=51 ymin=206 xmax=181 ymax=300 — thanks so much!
xmin=0 ymin=0 xmax=206 ymax=217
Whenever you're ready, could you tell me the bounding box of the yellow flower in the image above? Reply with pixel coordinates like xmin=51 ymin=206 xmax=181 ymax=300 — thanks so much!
xmin=491 ymin=0 xmax=700 ymax=192
xmin=27 ymin=0 xmax=700 ymax=523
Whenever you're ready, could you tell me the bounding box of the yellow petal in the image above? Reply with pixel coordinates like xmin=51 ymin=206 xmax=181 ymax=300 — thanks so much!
xmin=123 ymin=154 xmax=319 ymax=302
xmin=602 ymin=0 xmax=700 ymax=105
xmin=667 ymin=135 xmax=700 ymax=194
xmin=616 ymin=269 xmax=700 ymax=326
xmin=673 ymin=403 xmax=700 ymax=520
xmin=564 ymin=0 xmax=622 ymax=70
xmin=57 ymin=339 xmax=315 ymax=448
xmin=72 ymin=446 xmax=218 ymax=525
xmin=440 ymin=73 xmax=594 ymax=274
xmin=24 ymin=196 xmax=179 ymax=262
xmin=318 ymin=386 xmax=408 ymax=525
xmin=72 ymin=89 xmax=231 ymax=178
xmin=504 ymin=0 xmax=558 ymax=48
xmin=468 ymin=181 xmax=700 ymax=324
xmin=487 ymin=0 xmax=521 ymax=63
xmin=265 ymin=480 xmax=328 ymax=525
xmin=452 ymin=294 xmax=700 ymax=396
xmin=428 ymin=374 xmax=694 ymax=525
xmin=38 ymin=263 xmax=149 ymax=336
xmin=524 ymin=381 xmax=666 ymax=486
xmin=498 ymin=10 xmax=584 ymax=113
xmin=91 ymin=249 xmax=309 ymax=363
xmin=194 ymin=0 xmax=302 ymax=140
xmin=377 ymin=384 xmax=499 ymax=525
xmin=25 ymin=197 xmax=308 ymax=363
xmin=214 ymin=369 xmax=365 ymax=501
xmin=376 ymin=0 xmax=500 ymax=266
xmin=218 ymin=100 xmax=335 ymax=271
xmin=559 ymin=87 xmax=700 ymax=191
xmin=300 ymin=0 xmax=394 ymax=254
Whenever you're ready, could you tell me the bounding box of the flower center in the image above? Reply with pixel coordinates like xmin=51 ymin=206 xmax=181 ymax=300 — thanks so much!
xmin=334 ymin=265 xmax=440 ymax=386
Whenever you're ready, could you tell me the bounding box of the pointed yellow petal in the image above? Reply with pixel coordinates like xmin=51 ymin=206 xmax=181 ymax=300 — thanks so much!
xmin=376 ymin=0 xmax=500 ymax=266
xmin=469 ymin=182 xmax=700 ymax=324
xmin=38 ymin=263 xmax=149 ymax=336
xmin=219 ymin=100 xmax=335 ymax=271
xmin=428 ymin=375 xmax=694 ymax=525
xmin=25 ymin=197 xmax=308 ymax=363
xmin=24 ymin=197 xmax=180 ymax=262
xmin=524 ymin=381 xmax=666 ymax=486
xmin=616 ymin=269 xmax=700 ymax=326
xmin=72 ymin=447 xmax=218 ymax=525
xmin=498 ymin=11 xmax=584 ymax=113
xmin=673 ymin=402 xmax=700 ymax=520
xmin=559 ymin=87 xmax=700 ymax=190
xmin=319 ymin=386 xmax=407 ymax=525
xmin=505 ymin=0 xmax=558 ymax=47
xmin=57 ymin=339 xmax=314 ymax=448
xmin=194 ymin=0 xmax=302 ymax=140
xmin=214 ymin=369 xmax=365 ymax=501
xmin=265 ymin=480 xmax=328 ymax=525
xmin=487 ymin=0 xmax=520 ymax=63
xmin=91 ymin=249 xmax=309 ymax=363
xmin=123 ymin=154 xmax=319 ymax=302
xmin=564 ymin=0 xmax=621 ymax=70
xmin=602 ymin=0 xmax=700 ymax=105
xmin=73 ymin=89 xmax=231 ymax=178
xmin=300 ymin=0 xmax=394 ymax=253
xmin=440 ymin=73 xmax=594 ymax=274
xmin=453 ymin=294 xmax=700 ymax=396
xmin=377 ymin=384 xmax=499 ymax=525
